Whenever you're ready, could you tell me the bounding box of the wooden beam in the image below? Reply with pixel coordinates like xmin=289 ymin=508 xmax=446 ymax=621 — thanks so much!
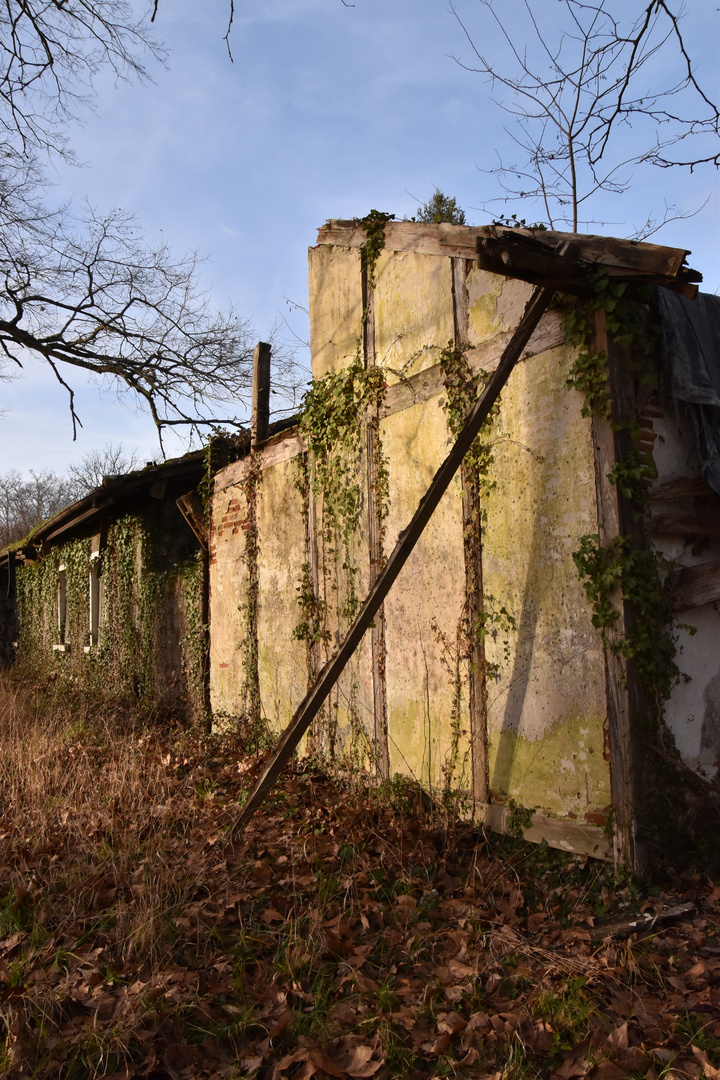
xmin=651 ymin=504 xmax=720 ymax=536
xmin=45 ymin=501 xmax=112 ymax=543
xmin=315 ymin=221 xmax=698 ymax=285
xmin=477 ymin=231 xmax=699 ymax=296
xmin=251 ymin=342 xmax=272 ymax=449
xmin=176 ymin=491 xmax=208 ymax=551
xmin=230 ymin=283 xmax=554 ymax=836
xmin=589 ymin=310 xmax=637 ymax=871
xmin=590 ymin=900 xmax=695 ymax=942
xmin=667 ymin=560 xmax=720 ymax=610
xmin=651 ymin=475 xmax=713 ymax=500
xmin=380 ymin=311 xmax=566 ymax=419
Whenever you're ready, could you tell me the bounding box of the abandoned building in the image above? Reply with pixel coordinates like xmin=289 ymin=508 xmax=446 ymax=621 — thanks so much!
xmin=3 ymin=221 xmax=719 ymax=872
xmin=0 ymin=451 xmax=210 ymax=721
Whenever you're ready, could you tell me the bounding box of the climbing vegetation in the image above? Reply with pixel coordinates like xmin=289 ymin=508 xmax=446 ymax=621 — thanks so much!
xmin=563 ymin=280 xmax=688 ymax=709
xmin=15 ymin=515 xmax=207 ymax=721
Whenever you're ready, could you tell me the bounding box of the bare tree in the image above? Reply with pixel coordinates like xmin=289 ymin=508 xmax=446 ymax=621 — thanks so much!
xmin=0 ymin=469 xmax=77 ymax=547
xmin=0 ymin=1 xmax=163 ymax=160
xmin=449 ymin=0 xmax=719 ymax=233
xmin=0 ymin=444 xmax=148 ymax=546
xmin=66 ymin=442 xmax=141 ymax=495
xmin=0 ymin=2 xmax=298 ymax=444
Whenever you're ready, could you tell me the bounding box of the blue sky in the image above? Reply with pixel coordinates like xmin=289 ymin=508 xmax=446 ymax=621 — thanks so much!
xmin=1 ymin=0 xmax=718 ymax=475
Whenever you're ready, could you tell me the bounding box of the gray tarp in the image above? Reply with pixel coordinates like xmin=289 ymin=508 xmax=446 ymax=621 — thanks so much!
xmin=658 ymin=289 xmax=720 ymax=496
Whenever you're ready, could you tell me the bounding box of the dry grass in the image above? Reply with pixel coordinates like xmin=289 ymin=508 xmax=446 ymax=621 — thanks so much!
xmin=1 ymin=675 xmax=719 ymax=1080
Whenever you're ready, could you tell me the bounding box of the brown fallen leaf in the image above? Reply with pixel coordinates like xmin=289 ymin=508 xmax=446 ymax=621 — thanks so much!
xmin=272 ymin=1048 xmax=310 ymax=1079
xmin=332 ymin=1043 xmax=384 ymax=1078
xmin=691 ymin=1045 xmax=720 ymax=1079
xmin=436 ymin=1010 xmax=467 ymax=1035
xmin=268 ymin=1009 xmax=294 ymax=1039
xmin=590 ymin=1063 xmax=628 ymax=1079
xmin=428 ymin=1031 xmax=453 ymax=1055
xmin=261 ymin=907 xmax=285 ymax=925
xmin=552 ymin=1039 xmax=591 ymax=1078
xmin=605 ymin=1022 xmax=629 ymax=1052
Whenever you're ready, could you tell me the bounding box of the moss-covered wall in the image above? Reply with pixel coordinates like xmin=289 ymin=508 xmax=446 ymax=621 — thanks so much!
xmin=14 ymin=506 xmax=206 ymax=721
xmin=481 ymin=342 xmax=610 ymax=817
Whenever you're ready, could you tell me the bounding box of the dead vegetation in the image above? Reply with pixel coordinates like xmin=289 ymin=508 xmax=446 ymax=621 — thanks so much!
xmin=1 ymin=677 xmax=720 ymax=1080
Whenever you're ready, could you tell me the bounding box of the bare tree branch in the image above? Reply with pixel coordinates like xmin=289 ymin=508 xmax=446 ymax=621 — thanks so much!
xmin=449 ymin=0 xmax=718 ymax=232
xmin=0 ymin=3 xmax=301 ymax=445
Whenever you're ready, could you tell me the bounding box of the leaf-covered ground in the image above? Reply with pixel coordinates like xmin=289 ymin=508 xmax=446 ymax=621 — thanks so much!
xmin=1 ymin=681 xmax=720 ymax=1080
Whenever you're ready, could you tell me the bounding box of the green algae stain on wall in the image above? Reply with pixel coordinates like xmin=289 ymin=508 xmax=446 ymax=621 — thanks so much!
xmin=467 ymin=268 xmax=505 ymax=345
xmin=488 ymin=707 xmax=611 ymax=819
xmin=477 ymin=341 xmax=611 ymax=820
xmin=374 ymin=251 xmax=454 ymax=383
xmin=388 ymin=697 xmax=471 ymax=796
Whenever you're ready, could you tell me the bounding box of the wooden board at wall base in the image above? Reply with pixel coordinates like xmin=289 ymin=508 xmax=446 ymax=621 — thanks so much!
xmin=481 ymin=804 xmax=612 ymax=861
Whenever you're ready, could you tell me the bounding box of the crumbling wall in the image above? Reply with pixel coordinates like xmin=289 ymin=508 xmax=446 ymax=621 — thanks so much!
xmin=209 ymin=223 xmax=614 ymax=855
xmin=209 ymin=441 xmax=309 ymax=735
xmin=643 ymin=394 xmax=720 ymax=780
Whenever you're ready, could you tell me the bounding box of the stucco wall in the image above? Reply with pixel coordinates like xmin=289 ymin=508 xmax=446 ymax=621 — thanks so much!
xmin=482 ymin=343 xmax=610 ymax=817
xmin=209 ymin=443 xmax=307 ymax=731
xmin=209 ymin=225 xmax=614 ymax=842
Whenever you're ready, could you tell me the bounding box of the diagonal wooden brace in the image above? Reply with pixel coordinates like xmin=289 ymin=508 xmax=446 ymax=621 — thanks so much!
xmin=231 ymin=283 xmax=554 ymax=836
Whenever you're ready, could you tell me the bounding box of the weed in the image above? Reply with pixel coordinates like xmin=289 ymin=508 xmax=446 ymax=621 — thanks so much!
xmin=6 ymin=957 xmax=26 ymax=987
xmin=315 ymin=868 xmax=340 ymax=906
xmin=534 ymin=977 xmax=595 ymax=1046
xmin=374 ymin=1019 xmax=419 ymax=1079
xmin=375 ymin=976 xmax=399 ymax=1014
xmin=501 ymin=1033 xmax=541 ymax=1079
xmin=189 ymin=999 xmax=258 ymax=1046
xmin=194 ymin=777 xmax=219 ymax=801
xmin=0 ymin=886 xmax=34 ymax=934
xmin=292 ymin=974 xmax=334 ymax=1038
xmin=676 ymin=1012 xmax=720 ymax=1062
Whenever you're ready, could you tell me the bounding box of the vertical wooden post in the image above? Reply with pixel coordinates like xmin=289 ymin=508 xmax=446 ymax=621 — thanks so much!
xmin=452 ymin=257 xmax=490 ymax=809
xmin=251 ymin=342 xmax=272 ymax=449
xmin=7 ymin=550 xmax=15 ymax=599
xmin=363 ymin=259 xmax=390 ymax=779
xmin=590 ymin=309 xmax=639 ymax=872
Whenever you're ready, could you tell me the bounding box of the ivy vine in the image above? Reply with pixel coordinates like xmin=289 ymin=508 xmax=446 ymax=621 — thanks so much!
xmin=14 ymin=514 xmax=207 ymax=721
xmin=563 ymin=281 xmax=686 ymax=707
xmin=292 ymin=453 xmax=330 ymax=681
xmin=357 ymin=210 xmax=395 ymax=288
xmin=298 ymin=355 xmax=388 ymax=626
xmin=238 ymin=452 xmax=262 ymax=724
xmin=438 ymin=342 xmax=516 ymax=682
